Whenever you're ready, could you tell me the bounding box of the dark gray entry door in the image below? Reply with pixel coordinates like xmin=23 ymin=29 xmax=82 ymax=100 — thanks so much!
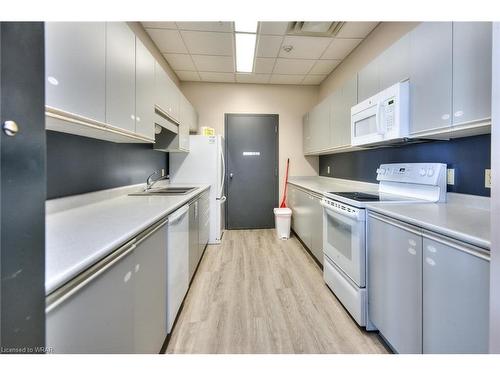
xmin=0 ymin=22 xmax=46 ymax=352
xmin=225 ymin=114 xmax=278 ymax=229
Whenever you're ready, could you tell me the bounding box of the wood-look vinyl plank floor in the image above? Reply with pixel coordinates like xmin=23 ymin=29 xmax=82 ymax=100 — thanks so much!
xmin=166 ymin=229 xmax=389 ymax=354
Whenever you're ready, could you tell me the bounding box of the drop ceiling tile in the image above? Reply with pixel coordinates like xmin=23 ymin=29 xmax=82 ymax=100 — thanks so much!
xmin=273 ymin=58 xmax=316 ymax=75
xmin=309 ymin=59 xmax=341 ymax=75
xmin=191 ymin=55 xmax=234 ymax=72
xmin=256 ymin=35 xmax=283 ymax=58
xmin=254 ymin=58 xmax=276 ymax=74
xmin=176 ymin=22 xmax=233 ymax=33
xmin=199 ymin=72 xmax=235 ymax=83
xmin=146 ymin=28 xmax=187 ymax=53
xmin=259 ymin=22 xmax=289 ymax=35
xmin=302 ymin=74 xmax=327 ymax=85
xmin=163 ymin=53 xmax=196 ymax=71
xmin=269 ymin=74 xmax=304 ymax=85
xmin=180 ymin=30 xmax=234 ymax=56
xmin=175 ymin=70 xmax=201 ymax=81
xmin=321 ymin=38 xmax=362 ymax=60
xmin=142 ymin=22 xmax=177 ymax=29
xmin=279 ymin=35 xmax=332 ymax=59
xmin=236 ymin=73 xmax=271 ymax=84
xmin=336 ymin=22 xmax=379 ymax=38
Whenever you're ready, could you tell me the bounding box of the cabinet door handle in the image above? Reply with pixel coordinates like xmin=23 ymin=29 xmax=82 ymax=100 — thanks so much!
xmin=425 ymin=257 xmax=436 ymax=266
xmin=46 ymin=242 xmax=137 ymax=313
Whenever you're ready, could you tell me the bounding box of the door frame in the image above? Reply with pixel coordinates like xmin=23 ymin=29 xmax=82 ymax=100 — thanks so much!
xmin=224 ymin=113 xmax=279 ymax=230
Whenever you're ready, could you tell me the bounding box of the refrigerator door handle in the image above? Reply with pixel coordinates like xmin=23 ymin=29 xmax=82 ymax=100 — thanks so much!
xmin=218 ymin=143 xmax=225 ymax=199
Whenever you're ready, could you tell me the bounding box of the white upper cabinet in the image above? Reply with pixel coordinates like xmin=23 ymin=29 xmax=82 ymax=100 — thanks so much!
xmin=135 ymin=37 xmax=156 ymax=140
xmin=309 ymin=98 xmax=331 ymax=152
xmin=105 ymin=22 xmax=136 ymax=133
xmin=155 ymin=62 xmax=180 ymax=122
xmin=45 ymin=22 xmax=106 ymax=122
xmin=179 ymin=95 xmax=192 ymax=151
xmin=334 ymin=75 xmax=357 ymax=148
xmin=452 ymin=22 xmax=492 ymax=126
xmin=303 ymin=113 xmax=311 ymax=154
xmin=409 ymin=22 xmax=453 ymax=135
xmin=357 ymin=34 xmax=410 ymax=103
xmin=357 ymin=57 xmax=380 ymax=102
xmin=379 ymin=33 xmax=410 ymax=90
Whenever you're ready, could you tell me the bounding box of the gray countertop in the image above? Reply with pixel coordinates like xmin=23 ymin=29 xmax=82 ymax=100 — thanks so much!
xmin=287 ymin=176 xmax=490 ymax=250
xmin=288 ymin=176 xmax=379 ymax=195
xmin=45 ymin=184 xmax=210 ymax=295
xmin=365 ymin=200 xmax=490 ymax=250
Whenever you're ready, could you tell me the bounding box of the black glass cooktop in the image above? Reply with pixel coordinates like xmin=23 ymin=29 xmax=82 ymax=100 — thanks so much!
xmin=330 ymin=192 xmax=381 ymax=202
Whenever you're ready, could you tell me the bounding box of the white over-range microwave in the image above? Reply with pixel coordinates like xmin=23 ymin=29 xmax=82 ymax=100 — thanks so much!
xmin=351 ymin=81 xmax=410 ymax=147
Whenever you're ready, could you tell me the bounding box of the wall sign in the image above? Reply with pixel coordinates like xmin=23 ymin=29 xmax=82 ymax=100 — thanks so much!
xmin=243 ymin=152 xmax=260 ymax=156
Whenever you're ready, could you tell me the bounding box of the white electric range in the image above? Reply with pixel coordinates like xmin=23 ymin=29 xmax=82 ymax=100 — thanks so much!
xmin=321 ymin=163 xmax=447 ymax=329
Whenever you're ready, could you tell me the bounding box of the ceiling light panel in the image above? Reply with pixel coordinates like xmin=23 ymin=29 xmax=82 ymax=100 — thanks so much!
xmin=235 ymin=21 xmax=258 ymax=33
xmin=235 ymin=32 xmax=257 ymax=72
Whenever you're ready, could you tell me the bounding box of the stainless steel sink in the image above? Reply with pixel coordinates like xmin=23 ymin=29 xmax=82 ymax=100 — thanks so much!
xmin=129 ymin=187 xmax=197 ymax=196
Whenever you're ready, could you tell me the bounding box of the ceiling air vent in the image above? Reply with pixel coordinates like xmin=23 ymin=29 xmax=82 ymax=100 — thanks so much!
xmin=287 ymin=22 xmax=345 ymax=37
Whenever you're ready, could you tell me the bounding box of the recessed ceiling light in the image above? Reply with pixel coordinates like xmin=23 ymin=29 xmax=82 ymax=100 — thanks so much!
xmin=235 ymin=21 xmax=258 ymax=33
xmin=235 ymin=33 xmax=256 ymax=73
xmin=282 ymin=45 xmax=294 ymax=53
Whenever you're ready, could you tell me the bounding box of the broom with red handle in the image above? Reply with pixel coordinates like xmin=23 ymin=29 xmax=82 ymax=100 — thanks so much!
xmin=279 ymin=158 xmax=290 ymax=208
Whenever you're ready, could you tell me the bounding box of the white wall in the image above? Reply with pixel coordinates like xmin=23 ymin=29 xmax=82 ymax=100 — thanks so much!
xmin=319 ymin=22 xmax=419 ymax=100
xmin=180 ymin=82 xmax=319 ymax=199
xmin=490 ymin=22 xmax=500 ymax=354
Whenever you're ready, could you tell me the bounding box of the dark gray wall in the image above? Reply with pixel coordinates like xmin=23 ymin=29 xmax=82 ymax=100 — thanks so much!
xmin=1 ymin=22 xmax=46 ymax=351
xmin=319 ymin=134 xmax=491 ymax=196
xmin=47 ymin=131 xmax=168 ymax=199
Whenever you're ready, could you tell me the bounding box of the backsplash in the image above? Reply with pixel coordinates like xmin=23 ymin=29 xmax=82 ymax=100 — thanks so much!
xmin=47 ymin=131 xmax=168 ymax=199
xmin=319 ymin=134 xmax=491 ymax=197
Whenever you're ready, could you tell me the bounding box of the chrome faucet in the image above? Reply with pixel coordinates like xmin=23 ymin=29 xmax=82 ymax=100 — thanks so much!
xmin=146 ymin=170 xmax=169 ymax=191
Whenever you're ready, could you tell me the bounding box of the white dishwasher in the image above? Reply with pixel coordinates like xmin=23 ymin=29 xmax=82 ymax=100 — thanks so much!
xmin=167 ymin=204 xmax=189 ymax=333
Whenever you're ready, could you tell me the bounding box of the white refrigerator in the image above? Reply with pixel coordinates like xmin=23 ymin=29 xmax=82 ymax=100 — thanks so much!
xmin=169 ymin=135 xmax=226 ymax=244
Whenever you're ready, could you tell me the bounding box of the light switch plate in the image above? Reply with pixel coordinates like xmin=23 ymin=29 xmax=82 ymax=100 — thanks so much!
xmin=485 ymin=169 xmax=491 ymax=188
xmin=161 ymin=168 xmax=165 ymax=177
xmin=447 ymin=168 xmax=455 ymax=185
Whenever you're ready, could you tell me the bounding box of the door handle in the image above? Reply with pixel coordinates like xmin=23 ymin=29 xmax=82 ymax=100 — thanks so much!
xmin=3 ymin=120 xmax=19 ymax=136
xmin=229 ymin=172 xmax=234 ymax=179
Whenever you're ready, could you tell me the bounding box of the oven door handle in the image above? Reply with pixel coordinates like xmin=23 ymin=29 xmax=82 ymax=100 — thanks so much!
xmin=320 ymin=200 xmax=365 ymax=221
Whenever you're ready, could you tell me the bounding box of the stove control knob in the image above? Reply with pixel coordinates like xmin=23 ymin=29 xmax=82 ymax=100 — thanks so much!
xmin=427 ymin=168 xmax=435 ymax=177
xmin=419 ymin=168 xmax=426 ymax=176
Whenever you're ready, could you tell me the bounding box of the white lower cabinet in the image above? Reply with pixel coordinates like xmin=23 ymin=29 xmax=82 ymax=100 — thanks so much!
xmin=422 ymin=233 xmax=490 ymax=353
xmin=198 ymin=191 xmax=210 ymax=260
xmin=367 ymin=213 xmax=423 ymax=354
xmin=188 ymin=200 xmax=200 ymax=282
xmin=133 ymin=221 xmax=168 ymax=353
xmin=288 ymin=185 xmax=323 ymax=265
xmin=367 ymin=212 xmax=490 ymax=354
xmin=46 ymin=220 xmax=168 ymax=354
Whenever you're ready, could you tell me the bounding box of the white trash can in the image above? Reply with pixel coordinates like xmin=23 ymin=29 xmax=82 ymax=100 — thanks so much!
xmin=274 ymin=207 xmax=292 ymax=240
